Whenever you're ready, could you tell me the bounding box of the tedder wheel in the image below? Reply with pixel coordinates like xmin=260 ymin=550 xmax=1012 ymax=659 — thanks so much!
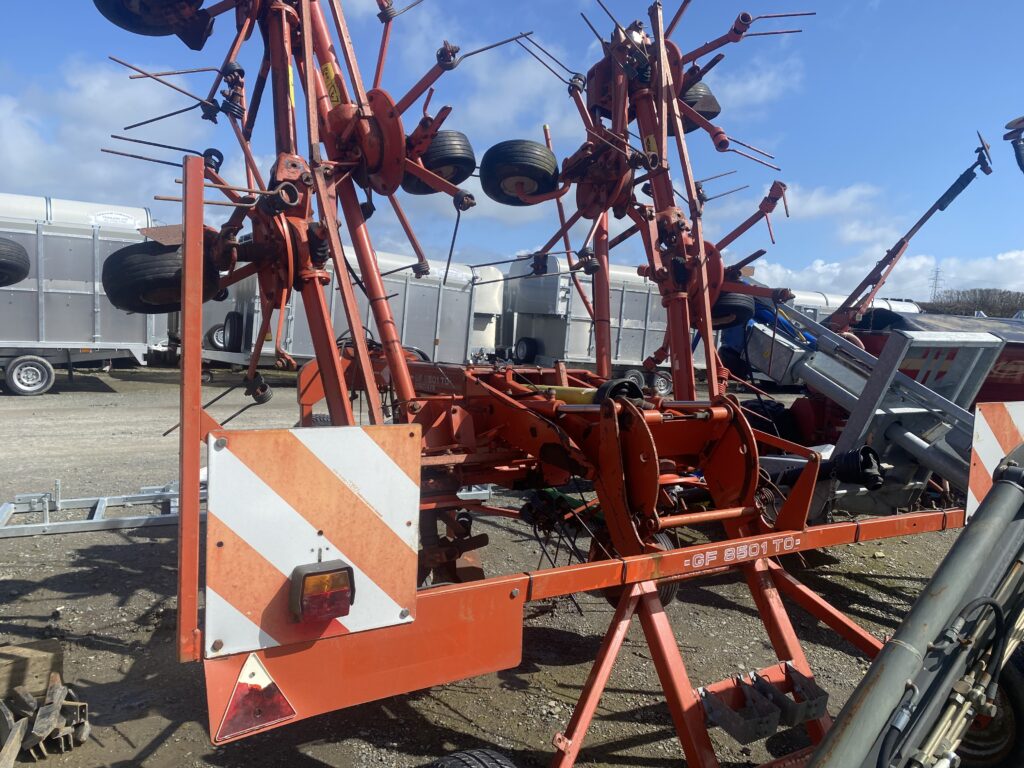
xmin=601 ymin=532 xmax=680 ymax=608
xmin=92 ymin=0 xmax=203 ymax=37
xmin=513 ymin=336 xmax=539 ymax=364
xmin=223 ymin=311 xmax=244 ymax=352
xmin=959 ymin=650 xmax=1024 ymax=768
xmin=102 ymin=241 xmax=219 ymax=314
xmin=650 ymin=370 xmax=673 ymax=397
xmin=0 ymin=237 xmax=30 ymax=288
xmin=401 ymin=130 xmax=477 ymax=195
xmin=622 ymin=368 xmax=647 ymax=391
xmin=479 ymin=140 xmax=559 ymax=206
xmin=5 ymin=355 xmax=56 ymax=396
xmin=711 ymin=292 xmax=756 ymax=329
xmin=205 ymin=324 xmax=226 ymax=351
xmin=429 ymin=748 xmax=518 ymax=768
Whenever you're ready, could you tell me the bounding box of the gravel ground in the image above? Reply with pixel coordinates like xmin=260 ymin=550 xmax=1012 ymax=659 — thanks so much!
xmin=0 ymin=368 xmax=956 ymax=768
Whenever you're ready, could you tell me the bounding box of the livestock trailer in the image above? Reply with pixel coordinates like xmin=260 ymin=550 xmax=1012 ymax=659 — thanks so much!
xmin=0 ymin=192 xmax=167 ymax=395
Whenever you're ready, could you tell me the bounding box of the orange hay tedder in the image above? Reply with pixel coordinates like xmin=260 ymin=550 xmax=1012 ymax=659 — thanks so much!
xmin=91 ymin=1 xmax=988 ymax=766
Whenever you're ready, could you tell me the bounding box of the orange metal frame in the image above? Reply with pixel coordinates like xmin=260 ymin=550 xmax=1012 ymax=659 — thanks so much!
xmin=162 ymin=4 xmax=968 ymax=767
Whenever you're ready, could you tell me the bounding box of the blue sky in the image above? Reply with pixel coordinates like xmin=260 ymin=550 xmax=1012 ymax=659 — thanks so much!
xmin=1 ymin=1 xmax=1021 ymax=299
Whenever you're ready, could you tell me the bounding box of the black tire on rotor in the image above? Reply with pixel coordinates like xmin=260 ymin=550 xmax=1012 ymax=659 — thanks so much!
xmin=223 ymin=311 xmax=244 ymax=353
xmin=959 ymin=650 xmax=1024 ymax=768
xmin=679 ymin=81 xmax=722 ymax=134
xmin=93 ymin=0 xmax=203 ymax=37
xmin=429 ymin=748 xmax=519 ymax=768
xmin=602 ymin=532 xmax=680 ymax=608
xmin=5 ymin=355 xmax=56 ymax=396
xmin=711 ymin=292 xmax=755 ymax=330
xmin=0 ymin=236 xmax=30 ymax=288
xmin=479 ymin=140 xmax=559 ymax=206
xmin=401 ymin=130 xmax=477 ymax=195
xmin=102 ymin=241 xmax=219 ymax=314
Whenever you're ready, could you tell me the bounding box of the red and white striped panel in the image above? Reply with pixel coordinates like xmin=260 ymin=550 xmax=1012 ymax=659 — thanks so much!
xmin=968 ymin=402 xmax=1024 ymax=518
xmin=204 ymin=425 xmax=421 ymax=658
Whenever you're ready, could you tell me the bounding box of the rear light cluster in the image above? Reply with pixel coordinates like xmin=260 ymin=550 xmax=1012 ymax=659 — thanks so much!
xmin=289 ymin=560 xmax=355 ymax=623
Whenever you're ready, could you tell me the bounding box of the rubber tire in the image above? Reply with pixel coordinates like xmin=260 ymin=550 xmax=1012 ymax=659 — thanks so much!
xmin=0 ymin=237 xmax=30 ymax=288
xmin=402 ymin=131 xmax=476 ymax=195
xmin=514 ymin=337 xmax=539 ymax=364
xmin=602 ymin=533 xmax=680 ymax=608
xmin=622 ymin=368 xmax=646 ymax=391
xmin=103 ymin=241 xmax=219 ymax=314
xmin=223 ymin=311 xmax=244 ymax=353
xmin=205 ymin=324 xmax=226 ymax=351
xmin=479 ymin=140 xmax=558 ymax=206
xmin=650 ymin=370 xmax=673 ymax=397
xmin=5 ymin=355 xmax=56 ymax=396
xmin=93 ymin=0 xmax=203 ymax=37
xmin=679 ymin=81 xmax=722 ymax=134
xmin=959 ymin=650 xmax=1024 ymax=768
xmin=711 ymin=292 xmax=755 ymax=330
xmin=429 ymin=748 xmax=518 ymax=768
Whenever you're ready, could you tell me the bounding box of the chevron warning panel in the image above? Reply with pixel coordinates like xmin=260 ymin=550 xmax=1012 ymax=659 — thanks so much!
xmin=203 ymin=425 xmax=421 ymax=658
xmin=967 ymin=402 xmax=1024 ymax=518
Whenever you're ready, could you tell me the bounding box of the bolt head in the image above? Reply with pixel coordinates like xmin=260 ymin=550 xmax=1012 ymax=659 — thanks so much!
xmin=399 ymin=608 xmax=410 ymax=619
xmin=214 ymin=437 xmax=227 ymax=451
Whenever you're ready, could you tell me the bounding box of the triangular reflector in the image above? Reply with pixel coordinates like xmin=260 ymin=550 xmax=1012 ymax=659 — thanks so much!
xmin=215 ymin=653 xmax=296 ymax=742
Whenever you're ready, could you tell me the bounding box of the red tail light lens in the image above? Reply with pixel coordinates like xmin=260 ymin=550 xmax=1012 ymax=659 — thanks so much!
xmin=289 ymin=560 xmax=355 ymax=623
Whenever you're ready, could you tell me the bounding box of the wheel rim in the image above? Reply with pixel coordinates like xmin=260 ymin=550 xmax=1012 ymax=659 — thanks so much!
xmin=500 ymin=176 xmax=539 ymax=195
xmin=13 ymin=363 xmax=48 ymax=393
xmin=960 ymin=685 xmax=1017 ymax=766
xmin=653 ymin=373 xmax=672 ymax=395
xmin=214 ymin=327 xmax=225 ymax=347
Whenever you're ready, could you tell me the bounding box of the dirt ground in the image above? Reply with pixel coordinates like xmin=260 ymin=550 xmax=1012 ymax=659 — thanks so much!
xmin=0 ymin=368 xmax=957 ymax=767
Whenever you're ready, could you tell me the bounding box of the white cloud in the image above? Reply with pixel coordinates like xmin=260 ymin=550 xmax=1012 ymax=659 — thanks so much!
xmin=785 ymin=182 xmax=880 ymax=219
xmin=705 ymin=55 xmax=805 ymax=116
xmin=837 ymin=219 xmax=900 ymax=245
xmin=754 ymin=249 xmax=1024 ymax=302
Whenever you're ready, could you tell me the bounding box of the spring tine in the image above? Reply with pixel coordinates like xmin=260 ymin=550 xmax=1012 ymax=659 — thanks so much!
xmin=523 ymin=36 xmax=576 ymax=76
xmin=123 ymin=102 xmax=202 ymax=131
xmin=703 ymin=184 xmax=749 ymax=202
xmin=729 ymin=136 xmax=775 ymax=159
xmin=109 ymin=56 xmax=213 ymax=106
xmin=455 ymin=31 xmax=533 ymax=64
xmin=100 ymin=148 xmax=182 ymax=168
xmin=129 ymin=66 xmax=221 ymax=79
xmin=111 ymin=134 xmax=203 ymax=156
xmin=580 ymin=12 xmax=605 ymax=46
xmin=516 ymin=39 xmax=569 ymax=84
xmin=727 ymin=148 xmax=782 ymax=171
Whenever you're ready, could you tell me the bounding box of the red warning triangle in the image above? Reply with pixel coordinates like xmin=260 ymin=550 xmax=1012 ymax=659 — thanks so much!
xmin=215 ymin=653 xmax=296 ymax=743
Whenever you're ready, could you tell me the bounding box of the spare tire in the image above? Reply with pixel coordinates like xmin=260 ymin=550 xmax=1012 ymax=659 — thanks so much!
xmin=93 ymin=0 xmax=204 ymax=36
xmin=0 ymin=237 xmax=30 ymax=288
xmin=102 ymin=241 xmax=219 ymax=314
xmin=479 ymin=140 xmax=558 ymax=206
xmin=711 ymin=292 xmax=755 ymax=329
xmin=401 ymin=131 xmax=476 ymax=195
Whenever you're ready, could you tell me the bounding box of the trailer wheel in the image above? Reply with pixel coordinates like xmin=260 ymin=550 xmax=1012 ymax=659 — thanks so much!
xmin=5 ymin=355 xmax=56 ymax=396
xmin=599 ymin=532 xmax=680 ymax=608
xmin=959 ymin=650 xmax=1024 ymax=768
xmin=623 ymin=368 xmax=647 ymax=391
xmin=205 ymin=324 xmax=226 ymax=351
xmin=0 ymin=237 xmax=30 ymax=288
xmin=514 ymin=336 xmax=538 ymax=364
xmin=223 ymin=311 xmax=244 ymax=353
xmin=102 ymin=241 xmax=219 ymax=314
xmin=401 ymin=130 xmax=477 ymax=195
xmin=93 ymin=0 xmax=204 ymax=37
xmin=429 ymin=748 xmax=518 ymax=768
xmin=711 ymin=292 xmax=755 ymax=329
xmin=480 ymin=140 xmax=559 ymax=206
xmin=650 ymin=370 xmax=673 ymax=397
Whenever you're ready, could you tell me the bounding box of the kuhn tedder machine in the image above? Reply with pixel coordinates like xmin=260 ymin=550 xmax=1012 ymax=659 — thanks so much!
xmin=90 ymin=1 xmax=1024 ymax=766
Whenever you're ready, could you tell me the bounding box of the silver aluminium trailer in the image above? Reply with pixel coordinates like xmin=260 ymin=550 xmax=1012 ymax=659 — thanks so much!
xmin=0 ymin=192 xmax=167 ymax=395
xmin=182 ymin=250 xmax=504 ymax=368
